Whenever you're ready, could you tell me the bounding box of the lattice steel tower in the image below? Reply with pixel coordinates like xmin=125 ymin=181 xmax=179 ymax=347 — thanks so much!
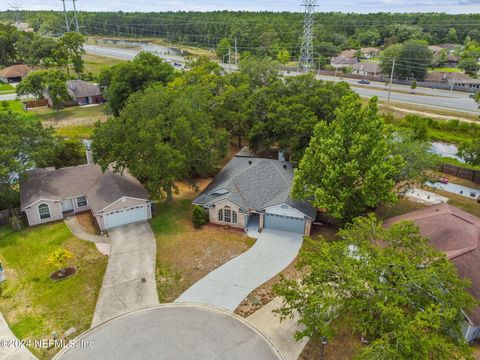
xmin=298 ymin=0 xmax=319 ymax=73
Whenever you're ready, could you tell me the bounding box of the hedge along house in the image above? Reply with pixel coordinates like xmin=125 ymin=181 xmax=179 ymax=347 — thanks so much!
xmin=193 ymin=148 xmax=316 ymax=236
xmin=20 ymin=164 xmax=152 ymax=231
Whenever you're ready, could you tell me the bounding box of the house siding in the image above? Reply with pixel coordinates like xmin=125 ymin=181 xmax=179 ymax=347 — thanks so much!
xmin=24 ymin=200 xmax=63 ymax=226
xmin=208 ymin=199 xmax=245 ymax=229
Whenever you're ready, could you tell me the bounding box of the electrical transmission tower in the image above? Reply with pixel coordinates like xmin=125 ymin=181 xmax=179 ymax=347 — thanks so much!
xmin=8 ymin=3 xmax=21 ymax=25
xmin=298 ymin=0 xmax=319 ymax=73
xmin=61 ymin=0 xmax=80 ymax=33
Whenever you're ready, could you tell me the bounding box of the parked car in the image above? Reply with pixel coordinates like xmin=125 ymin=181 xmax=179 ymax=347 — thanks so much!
xmin=439 ymin=177 xmax=449 ymax=184
xmin=358 ymin=79 xmax=370 ymax=85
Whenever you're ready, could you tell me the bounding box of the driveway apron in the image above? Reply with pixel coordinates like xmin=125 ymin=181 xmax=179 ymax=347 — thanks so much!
xmin=91 ymin=222 xmax=158 ymax=327
xmin=175 ymin=229 xmax=303 ymax=311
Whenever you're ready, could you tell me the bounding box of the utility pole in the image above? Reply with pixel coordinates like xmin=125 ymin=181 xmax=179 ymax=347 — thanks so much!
xmin=234 ymin=37 xmax=238 ymax=65
xmin=387 ymin=57 xmax=396 ymax=104
xmin=298 ymin=0 xmax=319 ymax=73
xmin=61 ymin=0 xmax=70 ymax=32
xmin=228 ymin=48 xmax=232 ymax=72
xmin=71 ymin=0 xmax=80 ymax=32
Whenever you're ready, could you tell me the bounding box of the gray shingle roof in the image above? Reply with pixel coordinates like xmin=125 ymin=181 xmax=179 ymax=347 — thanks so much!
xmin=66 ymin=80 xmax=101 ymax=99
xmin=193 ymin=153 xmax=316 ymax=219
xmin=20 ymin=164 xmax=148 ymax=213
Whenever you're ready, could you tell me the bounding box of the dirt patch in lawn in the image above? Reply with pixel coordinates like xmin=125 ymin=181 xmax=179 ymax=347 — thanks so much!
xmin=151 ymin=179 xmax=254 ymax=303
xmin=42 ymin=114 xmax=108 ymax=128
xmin=75 ymin=212 xmax=100 ymax=235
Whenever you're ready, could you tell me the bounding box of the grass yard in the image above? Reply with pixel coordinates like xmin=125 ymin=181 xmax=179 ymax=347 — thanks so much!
xmin=149 ymin=180 xmax=255 ymax=303
xmin=0 ymin=82 xmax=15 ymax=93
xmin=83 ymin=53 xmax=126 ymax=76
xmin=376 ymin=198 xmax=428 ymax=220
xmin=431 ymin=67 xmax=462 ymax=73
xmin=0 ymin=222 xmax=108 ymax=359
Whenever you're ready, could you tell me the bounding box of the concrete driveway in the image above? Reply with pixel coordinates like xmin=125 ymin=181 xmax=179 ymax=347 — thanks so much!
xmin=55 ymin=305 xmax=284 ymax=360
xmin=91 ymin=222 xmax=159 ymax=327
xmin=175 ymin=229 xmax=303 ymax=311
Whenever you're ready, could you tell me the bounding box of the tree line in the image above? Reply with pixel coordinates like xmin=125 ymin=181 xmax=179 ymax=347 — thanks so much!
xmin=1 ymin=11 xmax=480 ymax=58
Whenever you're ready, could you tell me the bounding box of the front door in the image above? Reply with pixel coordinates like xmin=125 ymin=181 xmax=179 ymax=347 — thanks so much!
xmin=61 ymin=199 xmax=74 ymax=213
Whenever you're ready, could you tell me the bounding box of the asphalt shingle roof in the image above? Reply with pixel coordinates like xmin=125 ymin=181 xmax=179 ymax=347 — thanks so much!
xmin=20 ymin=164 xmax=148 ymax=214
xmin=193 ymin=152 xmax=316 ymax=219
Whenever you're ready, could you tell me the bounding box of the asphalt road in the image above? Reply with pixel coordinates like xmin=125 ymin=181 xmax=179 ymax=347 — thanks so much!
xmin=55 ymin=45 xmax=480 ymax=115
xmin=54 ymin=305 xmax=284 ymax=360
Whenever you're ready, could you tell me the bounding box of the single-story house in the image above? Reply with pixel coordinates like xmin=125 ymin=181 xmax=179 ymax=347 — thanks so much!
xmin=446 ymin=53 xmax=460 ymax=65
xmin=428 ymin=45 xmax=444 ymax=55
xmin=425 ymin=72 xmax=480 ymax=91
xmin=352 ymin=62 xmax=382 ymax=77
xmin=331 ymin=56 xmax=358 ymax=69
xmin=20 ymin=164 xmax=152 ymax=231
xmin=439 ymin=43 xmax=460 ymax=53
xmin=193 ymin=149 xmax=317 ymax=236
xmin=339 ymin=49 xmax=357 ymax=58
xmin=0 ymin=64 xmax=30 ymax=83
xmin=66 ymin=80 xmax=103 ymax=106
xmin=385 ymin=204 xmax=480 ymax=342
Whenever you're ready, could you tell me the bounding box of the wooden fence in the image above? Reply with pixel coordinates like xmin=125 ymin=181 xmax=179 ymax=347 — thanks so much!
xmin=440 ymin=163 xmax=480 ymax=184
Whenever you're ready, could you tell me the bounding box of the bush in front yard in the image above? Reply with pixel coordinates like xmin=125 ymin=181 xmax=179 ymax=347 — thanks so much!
xmin=192 ymin=205 xmax=208 ymax=228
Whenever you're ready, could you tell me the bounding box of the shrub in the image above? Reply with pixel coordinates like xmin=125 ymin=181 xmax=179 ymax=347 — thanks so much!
xmin=46 ymin=249 xmax=75 ymax=270
xmin=192 ymin=205 xmax=208 ymax=228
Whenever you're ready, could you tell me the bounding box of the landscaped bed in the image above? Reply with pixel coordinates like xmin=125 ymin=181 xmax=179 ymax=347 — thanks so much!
xmin=0 ymin=222 xmax=108 ymax=359
xmin=149 ymin=180 xmax=255 ymax=303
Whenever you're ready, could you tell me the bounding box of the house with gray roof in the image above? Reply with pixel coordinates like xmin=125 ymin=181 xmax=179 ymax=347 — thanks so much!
xmin=20 ymin=164 xmax=152 ymax=231
xmin=66 ymin=80 xmax=103 ymax=106
xmin=193 ymin=149 xmax=316 ymax=235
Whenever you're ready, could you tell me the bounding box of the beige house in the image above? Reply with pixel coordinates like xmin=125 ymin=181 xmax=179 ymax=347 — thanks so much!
xmin=193 ymin=149 xmax=316 ymax=236
xmin=20 ymin=164 xmax=152 ymax=231
xmin=352 ymin=62 xmax=383 ymax=77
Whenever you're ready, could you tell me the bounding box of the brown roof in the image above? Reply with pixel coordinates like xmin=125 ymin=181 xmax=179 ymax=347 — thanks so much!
xmin=384 ymin=204 xmax=480 ymax=324
xmin=20 ymin=164 xmax=149 ymax=214
xmin=425 ymin=71 xmax=480 ymax=84
xmin=360 ymin=47 xmax=380 ymax=54
xmin=339 ymin=49 xmax=357 ymax=58
xmin=331 ymin=56 xmax=358 ymax=66
xmin=0 ymin=64 xmax=30 ymax=79
xmin=66 ymin=80 xmax=101 ymax=99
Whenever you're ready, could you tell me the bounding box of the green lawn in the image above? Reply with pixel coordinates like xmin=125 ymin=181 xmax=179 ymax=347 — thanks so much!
xmin=34 ymin=104 xmax=107 ymax=122
xmin=83 ymin=53 xmax=125 ymax=76
xmin=0 ymin=222 xmax=107 ymax=359
xmin=0 ymin=83 xmax=15 ymax=93
xmin=54 ymin=124 xmax=96 ymax=139
xmin=430 ymin=67 xmax=462 ymax=73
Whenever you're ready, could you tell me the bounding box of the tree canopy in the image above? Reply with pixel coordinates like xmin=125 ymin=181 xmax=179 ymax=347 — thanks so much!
xmin=274 ymin=215 xmax=476 ymax=360
xmin=98 ymin=51 xmax=176 ymax=116
xmin=291 ymin=94 xmax=404 ymax=222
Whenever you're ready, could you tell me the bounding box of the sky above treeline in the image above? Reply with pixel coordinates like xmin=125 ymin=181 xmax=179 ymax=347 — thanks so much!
xmin=0 ymin=0 xmax=479 ymax=14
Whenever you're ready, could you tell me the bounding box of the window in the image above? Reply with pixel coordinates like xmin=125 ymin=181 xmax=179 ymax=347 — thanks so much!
xmin=218 ymin=209 xmax=223 ymax=221
xmin=224 ymin=206 xmax=231 ymax=223
xmin=232 ymin=211 xmax=237 ymax=224
xmin=38 ymin=203 xmax=51 ymax=220
xmin=77 ymin=196 xmax=87 ymax=207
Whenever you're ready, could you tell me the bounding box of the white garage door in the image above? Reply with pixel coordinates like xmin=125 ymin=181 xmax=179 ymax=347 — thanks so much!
xmin=104 ymin=205 xmax=147 ymax=229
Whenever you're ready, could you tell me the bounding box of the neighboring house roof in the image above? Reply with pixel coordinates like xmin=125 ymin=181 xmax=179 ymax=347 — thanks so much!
xmin=331 ymin=56 xmax=358 ymax=66
xmin=66 ymin=80 xmax=101 ymax=99
xmin=439 ymin=43 xmax=459 ymax=52
xmin=20 ymin=164 xmax=149 ymax=214
xmin=0 ymin=64 xmax=30 ymax=79
xmin=193 ymin=150 xmax=316 ymax=219
xmin=360 ymin=47 xmax=380 ymax=55
xmin=352 ymin=62 xmax=382 ymax=74
xmin=384 ymin=204 xmax=480 ymax=325
xmin=428 ymin=45 xmax=444 ymax=54
xmin=339 ymin=49 xmax=357 ymax=58
xmin=446 ymin=54 xmax=460 ymax=62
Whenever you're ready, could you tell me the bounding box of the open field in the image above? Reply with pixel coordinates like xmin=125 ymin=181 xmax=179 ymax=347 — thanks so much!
xmin=149 ymin=180 xmax=255 ymax=303
xmin=0 ymin=83 xmax=15 ymax=93
xmin=83 ymin=53 xmax=126 ymax=75
xmin=0 ymin=222 xmax=107 ymax=359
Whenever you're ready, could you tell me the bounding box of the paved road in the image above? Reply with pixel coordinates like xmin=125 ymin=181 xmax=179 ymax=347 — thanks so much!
xmin=0 ymin=313 xmax=37 ymax=360
xmin=91 ymin=222 xmax=159 ymax=327
xmin=84 ymin=44 xmax=479 ymax=115
xmin=175 ymin=229 xmax=303 ymax=311
xmin=55 ymin=305 xmax=284 ymax=360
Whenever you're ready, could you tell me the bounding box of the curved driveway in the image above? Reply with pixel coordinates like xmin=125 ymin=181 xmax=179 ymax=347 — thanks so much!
xmin=175 ymin=229 xmax=303 ymax=311
xmin=55 ymin=305 xmax=284 ymax=360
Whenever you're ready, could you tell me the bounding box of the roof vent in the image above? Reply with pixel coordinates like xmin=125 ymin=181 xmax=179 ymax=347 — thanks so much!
xmin=248 ymin=160 xmax=253 ymax=165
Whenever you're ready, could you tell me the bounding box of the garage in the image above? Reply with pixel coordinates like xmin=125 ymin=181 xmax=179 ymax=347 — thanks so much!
xmin=264 ymin=213 xmax=305 ymax=234
xmin=104 ymin=205 xmax=148 ymax=229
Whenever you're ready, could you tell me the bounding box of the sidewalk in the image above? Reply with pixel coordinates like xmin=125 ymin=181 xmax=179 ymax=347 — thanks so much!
xmin=0 ymin=313 xmax=37 ymax=360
